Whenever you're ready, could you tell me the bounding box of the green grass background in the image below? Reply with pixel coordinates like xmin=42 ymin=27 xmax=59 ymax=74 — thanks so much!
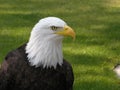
xmin=0 ymin=0 xmax=120 ymax=90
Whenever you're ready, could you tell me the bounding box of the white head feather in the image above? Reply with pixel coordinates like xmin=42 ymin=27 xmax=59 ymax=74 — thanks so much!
xmin=26 ymin=17 xmax=67 ymax=68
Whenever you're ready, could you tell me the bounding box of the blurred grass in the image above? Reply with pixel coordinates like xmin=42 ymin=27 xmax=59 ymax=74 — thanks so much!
xmin=0 ymin=0 xmax=120 ymax=90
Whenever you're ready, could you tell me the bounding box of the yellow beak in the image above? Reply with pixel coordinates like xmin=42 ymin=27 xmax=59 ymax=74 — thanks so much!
xmin=55 ymin=25 xmax=75 ymax=40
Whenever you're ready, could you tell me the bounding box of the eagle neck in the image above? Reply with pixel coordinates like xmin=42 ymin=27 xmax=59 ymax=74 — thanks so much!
xmin=26 ymin=34 xmax=63 ymax=69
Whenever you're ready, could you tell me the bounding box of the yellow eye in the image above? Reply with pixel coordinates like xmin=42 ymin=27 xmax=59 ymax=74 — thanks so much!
xmin=51 ymin=26 xmax=57 ymax=31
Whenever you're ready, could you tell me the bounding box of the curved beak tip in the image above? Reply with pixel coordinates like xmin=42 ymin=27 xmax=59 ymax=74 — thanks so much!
xmin=65 ymin=26 xmax=76 ymax=40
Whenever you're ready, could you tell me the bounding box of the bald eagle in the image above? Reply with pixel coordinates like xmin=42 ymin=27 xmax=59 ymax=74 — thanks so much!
xmin=0 ymin=17 xmax=75 ymax=90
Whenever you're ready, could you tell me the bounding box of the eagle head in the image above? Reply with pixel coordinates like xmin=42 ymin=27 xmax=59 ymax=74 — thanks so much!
xmin=26 ymin=17 xmax=75 ymax=68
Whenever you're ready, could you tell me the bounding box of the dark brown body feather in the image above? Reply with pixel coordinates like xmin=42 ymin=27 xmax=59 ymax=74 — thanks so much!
xmin=0 ymin=44 xmax=74 ymax=90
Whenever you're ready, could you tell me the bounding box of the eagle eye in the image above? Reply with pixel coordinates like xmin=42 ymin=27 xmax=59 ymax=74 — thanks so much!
xmin=51 ymin=26 xmax=58 ymax=31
